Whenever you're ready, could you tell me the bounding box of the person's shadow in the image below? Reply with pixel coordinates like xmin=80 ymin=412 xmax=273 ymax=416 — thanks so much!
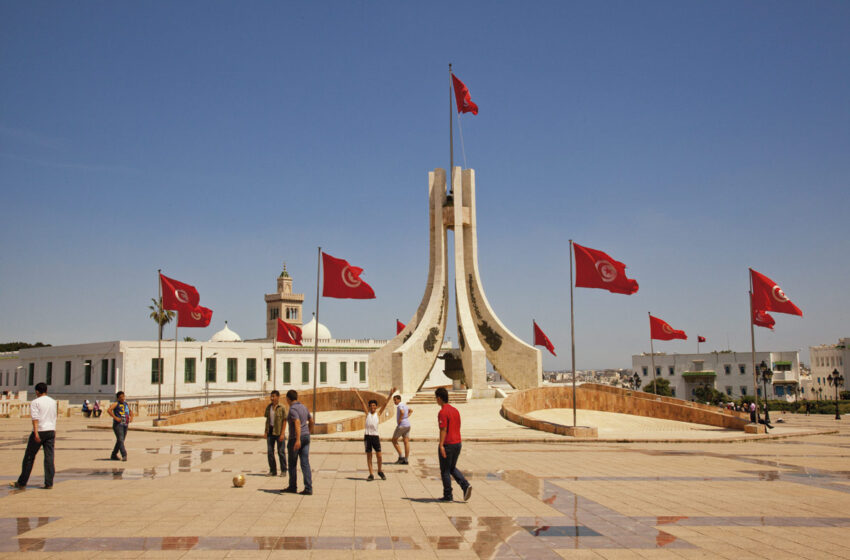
xmin=401 ymin=497 xmax=446 ymax=503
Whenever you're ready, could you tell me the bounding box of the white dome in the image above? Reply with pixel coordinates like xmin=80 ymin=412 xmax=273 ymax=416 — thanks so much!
xmin=210 ymin=322 xmax=242 ymax=342
xmin=301 ymin=315 xmax=331 ymax=340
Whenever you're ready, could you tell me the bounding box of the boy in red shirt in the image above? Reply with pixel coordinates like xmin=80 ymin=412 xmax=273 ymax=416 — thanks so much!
xmin=435 ymin=387 xmax=472 ymax=502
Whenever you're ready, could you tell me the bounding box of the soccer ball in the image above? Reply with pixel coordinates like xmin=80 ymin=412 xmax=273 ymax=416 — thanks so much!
xmin=232 ymin=474 xmax=246 ymax=488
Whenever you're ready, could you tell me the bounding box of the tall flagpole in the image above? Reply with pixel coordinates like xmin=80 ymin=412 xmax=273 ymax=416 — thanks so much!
xmin=173 ymin=321 xmax=179 ymax=411
xmin=272 ymin=339 xmax=277 ymax=391
xmin=449 ymin=62 xmax=454 ymax=194
xmin=749 ymin=282 xmax=759 ymax=424
xmin=569 ymin=240 xmax=577 ymax=427
xmin=311 ymin=247 xmax=322 ymax=422
xmin=648 ymin=312 xmax=657 ymax=394
xmin=156 ymin=269 xmax=162 ymax=421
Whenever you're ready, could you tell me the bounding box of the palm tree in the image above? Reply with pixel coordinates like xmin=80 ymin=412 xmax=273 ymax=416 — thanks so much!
xmin=148 ymin=298 xmax=175 ymax=340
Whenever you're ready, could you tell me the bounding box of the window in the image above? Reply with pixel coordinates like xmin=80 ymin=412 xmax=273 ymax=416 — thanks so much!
xmin=725 ymin=386 xmax=732 ymax=396
xmin=265 ymin=358 xmax=271 ymax=381
xmin=283 ymin=362 xmax=291 ymax=384
xmin=101 ymin=359 xmax=109 ymax=385
xmin=340 ymin=362 xmax=347 ymax=383
xmin=739 ymin=364 xmax=746 ymax=374
xmin=301 ymin=362 xmax=309 ymax=383
xmin=671 ymin=388 xmax=676 ymax=397
xmin=28 ymin=363 xmax=34 ymax=385
xmin=668 ymin=366 xmax=675 ymax=376
xmin=185 ymin=358 xmax=196 ymax=383
xmin=757 ymin=387 xmax=762 ymax=397
xmin=270 ymin=308 xmax=279 ymax=320
xmin=655 ymin=367 xmax=661 ymax=377
xmin=110 ymin=359 xmax=116 ymax=384
xmin=206 ymin=358 xmax=217 ymax=382
xmin=64 ymin=361 xmax=71 ymax=385
xmin=775 ymin=386 xmax=785 ymax=396
xmin=150 ymin=358 xmax=162 ymax=384
xmin=84 ymin=361 xmax=92 ymax=385
xmin=45 ymin=362 xmax=53 ymax=385
xmin=247 ymin=358 xmax=257 ymax=382
xmin=724 ymin=365 xmax=731 ymax=375
xmin=359 ymin=361 xmax=366 ymax=383
xmin=740 ymin=386 xmax=747 ymax=396
xmin=227 ymin=358 xmax=238 ymax=382
xmin=286 ymin=307 xmax=298 ymax=320
xmin=320 ymin=362 xmax=327 ymax=383
xmin=642 ymin=367 xmax=648 ymax=377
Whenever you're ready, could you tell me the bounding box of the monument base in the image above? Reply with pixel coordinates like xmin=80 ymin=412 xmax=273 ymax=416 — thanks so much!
xmin=744 ymin=423 xmax=767 ymax=434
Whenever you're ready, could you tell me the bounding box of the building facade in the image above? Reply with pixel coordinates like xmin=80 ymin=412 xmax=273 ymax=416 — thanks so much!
xmin=809 ymin=338 xmax=848 ymax=400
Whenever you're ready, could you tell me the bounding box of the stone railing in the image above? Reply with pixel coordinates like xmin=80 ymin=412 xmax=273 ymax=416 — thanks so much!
xmin=501 ymin=384 xmax=749 ymax=435
xmin=129 ymin=400 xmax=181 ymax=417
xmin=0 ymin=400 xmax=70 ymax=418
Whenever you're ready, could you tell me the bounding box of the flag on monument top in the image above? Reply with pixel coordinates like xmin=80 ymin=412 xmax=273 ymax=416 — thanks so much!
xmin=533 ymin=321 xmax=557 ymax=356
xmin=276 ymin=318 xmax=303 ymax=346
xmin=321 ymin=252 xmax=376 ymax=299
xmin=750 ymin=269 xmax=802 ymax=316
xmin=451 ymin=73 xmax=478 ymax=115
xmin=178 ymin=305 xmax=213 ymax=328
xmin=160 ymin=273 xmax=200 ymax=312
xmin=650 ymin=315 xmax=687 ymax=341
xmin=573 ymin=243 xmax=639 ymax=295
xmin=698 ymin=336 xmax=706 ymax=343
xmin=396 ymin=320 xmax=406 ymax=335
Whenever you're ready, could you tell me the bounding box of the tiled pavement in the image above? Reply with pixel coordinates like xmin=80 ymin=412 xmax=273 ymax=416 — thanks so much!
xmin=1 ymin=413 xmax=848 ymax=559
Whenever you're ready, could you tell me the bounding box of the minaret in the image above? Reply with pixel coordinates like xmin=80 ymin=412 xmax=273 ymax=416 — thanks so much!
xmin=264 ymin=263 xmax=304 ymax=339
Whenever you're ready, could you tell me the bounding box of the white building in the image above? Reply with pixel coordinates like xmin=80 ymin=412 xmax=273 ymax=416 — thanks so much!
xmin=631 ymin=350 xmax=801 ymax=401
xmin=809 ymin=338 xmax=848 ymax=401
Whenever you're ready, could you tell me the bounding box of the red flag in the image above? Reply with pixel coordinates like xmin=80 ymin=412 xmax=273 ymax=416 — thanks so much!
xmin=396 ymin=320 xmax=406 ymax=335
xmin=276 ymin=318 xmax=303 ymax=346
xmin=650 ymin=315 xmax=687 ymax=341
xmin=698 ymin=336 xmax=706 ymax=343
xmin=750 ymin=269 xmax=802 ymax=316
xmin=160 ymin=273 xmax=200 ymax=312
xmin=178 ymin=305 xmax=213 ymax=328
xmin=321 ymin=253 xmax=376 ymax=299
xmin=751 ymin=294 xmax=776 ymax=330
xmin=451 ymin=73 xmax=479 ymax=115
xmin=533 ymin=321 xmax=556 ymax=356
xmin=573 ymin=243 xmax=639 ymax=295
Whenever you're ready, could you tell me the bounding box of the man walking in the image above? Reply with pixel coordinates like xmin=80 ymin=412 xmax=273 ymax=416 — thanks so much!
xmin=435 ymin=387 xmax=471 ymax=502
xmin=10 ymin=382 xmax=57 ymax=489
xmin=263 ymin=390 xmax=287 ymax=476
xmin=391 ymin=393 xmax=413 ymax=464
xmin=107 ymin=391 xmax=133 ymax=461
xmin=354 ymin=387 xmax=395 ymax=480
xmin=282 ymin=390 xmax=313 ymax=495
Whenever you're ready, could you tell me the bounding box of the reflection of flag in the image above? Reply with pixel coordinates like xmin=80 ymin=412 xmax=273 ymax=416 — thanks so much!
xmin=451 ymin=73 xmax=479 ymax=115
xmin=396 ymin=320 xmax=406 ymax=335
xmin=698 ymin=336 xmax=706 ymax=343
xmin=573 ymin=243 xmax=639 ymax=295
xmin=178 ymin=305 xmax=213 ymax=328
xmin=650 ymin=315 xmax=687 ymax=341
xmin=750 ymin=269 xmax=802 ymax=316
xmin=276 ymin=318 xmax=303 ymax=346
xmin=533 ymin=321 xmax=556 ymax=356
xmin=160 ymin=274 xmax=200 ymax=312
xmin=321 ymin=253 xmax=376 ymax=299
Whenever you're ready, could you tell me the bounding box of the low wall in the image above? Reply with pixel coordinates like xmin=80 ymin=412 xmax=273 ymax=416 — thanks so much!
xmin=501 ymin=384 xmax=749 ymax=435
xmin=153 ymin=388 xmax=394 ymax=434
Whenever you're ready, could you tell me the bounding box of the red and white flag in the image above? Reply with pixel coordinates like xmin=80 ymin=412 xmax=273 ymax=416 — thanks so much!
xmin=451 ymin=73 xmax=479 ymax=115
xmin=650 ymin=315 xmax=687 ymax=341
xmin=751 ymin=294 xmax=776 ymax=330
xmin=178 ymin=305 xmax=213 ymax=328
xmin=750 ymin=269 xmax=802 ymax=316
xmin=396 ymin=320 xmax=406 ymax=335
xmin=160 ymin=273 xmax=200 ymax=312
xmin=533 ymin=321 xmax=557 ymax=356
xmin=697 ymin=336 xmax=706 ymax=343
xmin=322 ymin=253 xmax=376 ymax=299
xmin=276 ymin=318 xmax=303 ymax=346
xmin=573 ymin=243 xmax=639 ymax=295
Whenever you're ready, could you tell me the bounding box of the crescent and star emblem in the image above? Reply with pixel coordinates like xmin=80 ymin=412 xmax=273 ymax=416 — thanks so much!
xmin=191 ymin=311 xmax=202 ymax=321
xmin=175 ymin=289 xmax=190 ymax=303
xmin=771 ymin=285 xmax=789 ymax=303
xmin=662 ymin=324 xmax=674 ymax=334
xmin=341 ymin=266 xmax=361 ymax=288
xmin=595 ymin=260 xmax=617 ymax=282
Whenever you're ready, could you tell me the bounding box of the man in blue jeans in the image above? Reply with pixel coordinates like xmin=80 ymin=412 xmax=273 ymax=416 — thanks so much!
xmin=107 ymin=391 xmax=133 ymax=461
xmin=435 ymin=387 xmax=472 ymax=502
xmin=282 ymin=390 xmax=314 ymax=495
xmin=9 ymin=383 xmax=57 ymax=490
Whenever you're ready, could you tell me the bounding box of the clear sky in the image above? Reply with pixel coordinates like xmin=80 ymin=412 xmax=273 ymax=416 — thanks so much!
xmin=1 ymin=1 xmax=848 ymax=369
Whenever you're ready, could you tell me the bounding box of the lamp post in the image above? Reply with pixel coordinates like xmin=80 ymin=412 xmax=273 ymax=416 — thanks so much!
xmin=827 ymin=369 xmax=844 ymax=421
xmin=818 ymin=387 xmax=823 ymax=402
xmin=633 ymin=372 xmax=641 ymax=391
xmin=759 ymin=361 xmax=773 ymax=424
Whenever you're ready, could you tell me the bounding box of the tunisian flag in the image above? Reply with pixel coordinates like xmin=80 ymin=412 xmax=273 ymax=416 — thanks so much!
xmin=750 ymin=269 xmax=802 ymax=316
xmin=322 ymin=253 xmax=376 ymax=299
xmin=751 ymin=294 xmax=776 ymax=330
xmin=533 ymin=321 xmax=556 ymax=356
xmin=573 ymin=243 xmax=639 ymax=295
xmin=178 ymin=305 xmax=213 ymax=328
xmin=160 ymin=274 xmax=200 ymax=312
xmin=451 ymin=73 xmax=479 ymax=115
xmin=276 ymin=318 xmax=303 ymax=346
xmin=650 ymin=315 xmax=688 ymax=341
xmin=396 ymin=320 xmax=406 ymax=335
xmin=698 ymin=336 xmax=706 ymax=343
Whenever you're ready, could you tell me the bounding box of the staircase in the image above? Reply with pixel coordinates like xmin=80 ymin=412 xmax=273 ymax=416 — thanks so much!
xmin=407 ymin=388 xmax=468 ymax=405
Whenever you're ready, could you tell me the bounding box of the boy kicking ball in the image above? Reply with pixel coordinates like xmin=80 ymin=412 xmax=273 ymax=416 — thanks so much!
xmin=354 ymin=387 xmax=395 ymax=481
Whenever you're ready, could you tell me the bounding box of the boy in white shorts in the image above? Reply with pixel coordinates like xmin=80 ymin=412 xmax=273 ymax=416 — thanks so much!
xmin=391 ymin=394 xmax=413 ymax=464
xmin=354 ymin=387 xmax=395 ymax=481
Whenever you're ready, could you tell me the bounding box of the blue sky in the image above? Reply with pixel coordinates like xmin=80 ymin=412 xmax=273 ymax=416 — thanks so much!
xmin=1 ymin=1 xmax=848 ymax=369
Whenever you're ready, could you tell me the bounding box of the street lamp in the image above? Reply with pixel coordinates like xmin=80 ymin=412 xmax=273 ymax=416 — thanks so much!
xmin=818 ymin=387 xmax=823 ymax=402
xmin=759 ymin=361 xmax=773 ymax=424
xmin=827 ymin=369 xmax=844 ymax=421
xmin=632 ymin=372 xmax=641 ymax=391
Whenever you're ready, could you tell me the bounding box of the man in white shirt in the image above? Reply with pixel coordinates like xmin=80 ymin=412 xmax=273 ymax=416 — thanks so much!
xmin=354 ymin=387 xmax=395 ymax=481
xmin=10 ymin=383 xmax=57 ymax=489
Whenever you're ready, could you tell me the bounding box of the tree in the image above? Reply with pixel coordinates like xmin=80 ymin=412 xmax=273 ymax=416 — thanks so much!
xmin=693 ymin=384 xmax=726 ymax=405
xmin=148 ymin=298 xmax=175 ymax=340
xmin=642 ymin=377 xmax=672 ymax=397
xmin=183 ymin=337 xmax=196 ymax=342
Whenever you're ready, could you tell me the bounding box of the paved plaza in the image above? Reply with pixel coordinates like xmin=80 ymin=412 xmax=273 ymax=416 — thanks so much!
xmin=1 ymin=408 xmax=848 ymax=559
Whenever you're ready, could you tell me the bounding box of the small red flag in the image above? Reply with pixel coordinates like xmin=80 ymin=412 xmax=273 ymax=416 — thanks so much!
xmin=321 ymin=252 xmax=376 ymax=299
xmin=396 ymin=320 xmax=406 ymax=335
xmin=276 ymin=318 xmax=303 ymax=346
xmin=751 ymin=294 xmax=776 ymax=330
xmin=533 ymin=321 xmax=556 ymax=356
xmin=697 ymin=336 xmax=706 ymax=343
xmin=160 ymin=273 xmax=200 ymax=312
xmin=573 ymin=243 xmax=639 ymax=295
xmin=451 ymin=73 xmax=479 ymax=115
xmin=650 ymin=315 xmax=687 ymax=341
xmin=750 ymin=269 xmax=802 ymax=316
xmin=178 ymin=305 xmax=213 ymax=328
